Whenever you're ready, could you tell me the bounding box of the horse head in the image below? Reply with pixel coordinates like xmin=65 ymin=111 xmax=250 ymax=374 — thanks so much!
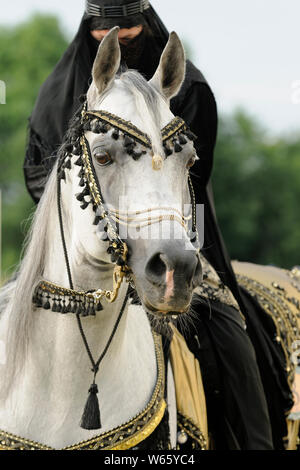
xmin=62 ymin=27 xmax=202 ymax=316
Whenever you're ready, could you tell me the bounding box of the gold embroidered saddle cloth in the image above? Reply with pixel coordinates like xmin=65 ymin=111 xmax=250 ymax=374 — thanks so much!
xmin=232 ymin=261 xmax=300 ymax=450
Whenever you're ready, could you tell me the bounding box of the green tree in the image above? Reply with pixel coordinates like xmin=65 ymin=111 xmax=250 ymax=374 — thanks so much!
xmin=0 ymin=15 xmax=68 ymax=278
xmin=213 ymin=109 xmax=300 ymax=268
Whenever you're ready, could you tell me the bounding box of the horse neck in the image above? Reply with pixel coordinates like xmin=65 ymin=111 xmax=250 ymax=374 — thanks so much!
xmin=0 ymin=173 xmax=157 ymax=447
xmin=39 ymin=172 xmax=133 ymax=382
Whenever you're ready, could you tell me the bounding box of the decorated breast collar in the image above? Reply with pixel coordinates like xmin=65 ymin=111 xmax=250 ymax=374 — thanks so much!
xmin=0 ymin=332 xmax=166 ymax=451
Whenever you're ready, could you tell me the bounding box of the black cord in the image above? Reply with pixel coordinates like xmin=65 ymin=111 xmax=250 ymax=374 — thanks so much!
xmin=76 ymin=291 xmax=129 ymax=377
xmin=57 ymin=175 xmax=74 ymax=290
xmin=57 ymin=173 xmax=128 ymax=380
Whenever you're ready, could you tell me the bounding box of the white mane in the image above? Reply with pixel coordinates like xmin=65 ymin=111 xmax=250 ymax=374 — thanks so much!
xmin=0 ymin=165 xmax=58 ymax=398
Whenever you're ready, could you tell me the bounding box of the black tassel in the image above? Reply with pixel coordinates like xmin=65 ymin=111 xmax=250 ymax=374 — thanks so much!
xmin=65 ymin=143 xmax=73 ymax=153
xmin=174 ymin=141 xmax=183 ymax=153
xmin=90 ymin=305 xmax=96 ymax=316
xmin=81 ymin=200 xmax=90 ymax=210
xmin=82 ymin=186 xmax=90 ymax=197
xmin=185 ymin=130 xmax=197 ymax=141
xmin=100 ymin=124 xmax=109 ymax=133
xmin=81 ymin=306 xmax=89 ymax=317
xmin=64 ymin=158 xmax=72 ymax=170
xmin=163 ymin=144 xmax=173 ymax=157
xmin=96 ymin=302 xmax=103 ymax=312
xmin=124 ymin=135 xmax=134 ymax=147
xmin=71 ymin=302 xmax=78 ymax=314
xmin=62 ymin=302 xmax=68 ymax=314
xmin=72 ymin=145 xmax=81 ymax=156
xmin=76 ymin=192 xmax=85 ymax=202
xmin=132 ymin=151 xmax=143 ymax=161
xmin=179 ymin=134 xmax=188 ymax=145
xmin=79 ymin=177 xmax=85 ymax=187
xmin=93 ymin=215 xmax=103 ymax=225
xmin=112 ymin=129 xmax=119 ymax=140
xmin=65 ymin=303 xmax=72 ymax=313
xmin=59 ymin=169 xmax=66 ymax=180
xmin=91 ymin=120 xmax=101 ymax=133
xmin=75 ymin=156 xmax=83 ymax=166
xmin=43 ymin=300 xmax=51 ymax=310
xmin=80 ymin=383 xmax=101 ymax=430
xmin=126 ymin=146 xmax=134 ymax=155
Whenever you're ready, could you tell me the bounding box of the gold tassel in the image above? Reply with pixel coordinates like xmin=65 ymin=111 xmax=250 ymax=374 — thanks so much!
xmin=152 ymin=154 xmax=163 ymax=171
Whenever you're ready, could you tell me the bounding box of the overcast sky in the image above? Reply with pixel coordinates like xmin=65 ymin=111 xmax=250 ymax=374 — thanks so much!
xmin=1 ymin=0 xmax=300 ymax=134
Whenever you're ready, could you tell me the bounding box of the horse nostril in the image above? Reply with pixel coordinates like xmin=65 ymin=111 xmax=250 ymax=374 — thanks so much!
xmin=145 ymin=253 xmax=167 ymax=285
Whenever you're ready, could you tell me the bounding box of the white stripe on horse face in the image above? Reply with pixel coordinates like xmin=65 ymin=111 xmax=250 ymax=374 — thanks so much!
xmin=164 ymin=269 xmax=175 ymax=303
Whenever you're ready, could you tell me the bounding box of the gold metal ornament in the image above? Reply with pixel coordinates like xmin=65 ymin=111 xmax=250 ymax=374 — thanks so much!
xmin=152 ymin=154 xmax=163 ymax=171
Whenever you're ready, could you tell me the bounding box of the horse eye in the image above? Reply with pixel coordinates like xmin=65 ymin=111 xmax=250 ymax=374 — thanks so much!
xmin=94 ymin=150 xmax=112 ymax=166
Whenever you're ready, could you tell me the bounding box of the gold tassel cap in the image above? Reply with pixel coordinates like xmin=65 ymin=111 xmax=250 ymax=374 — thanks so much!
xmin=152 ymin=154 xmax=163 ymax=171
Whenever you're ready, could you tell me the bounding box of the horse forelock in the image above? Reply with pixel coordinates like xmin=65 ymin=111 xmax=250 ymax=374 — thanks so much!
xmin=89 ymin=69 xmax=172 ymax=157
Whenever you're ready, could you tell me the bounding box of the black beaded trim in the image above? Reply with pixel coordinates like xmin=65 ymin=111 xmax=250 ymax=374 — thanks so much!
xmin=86 ymin=110 xmax=152 ymax=148
xmin=161 ymin=117 xmax=186 ymax=142
xmin=33 ymin=281 xmax=103 ymax=317
xmin=177 ymin=413 xmax=207 ymax=450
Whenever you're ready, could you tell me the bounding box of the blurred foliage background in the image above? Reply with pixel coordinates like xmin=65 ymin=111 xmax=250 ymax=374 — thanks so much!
xmin=0 ymin=15 xmax=299 ymax=280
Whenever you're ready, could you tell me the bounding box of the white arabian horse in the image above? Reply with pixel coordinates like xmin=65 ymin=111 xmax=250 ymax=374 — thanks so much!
xmin=0 ymin=27 xmax=299 ymax=451
xmin=0 ymin=28 xmax=203 ymax=449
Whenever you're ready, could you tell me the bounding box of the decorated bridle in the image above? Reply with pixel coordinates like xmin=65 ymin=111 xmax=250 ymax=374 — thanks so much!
xmin=33 ymin=96 xmax=198 ymax=430
xmin=34 ymin=97 xmax=198 ymax=315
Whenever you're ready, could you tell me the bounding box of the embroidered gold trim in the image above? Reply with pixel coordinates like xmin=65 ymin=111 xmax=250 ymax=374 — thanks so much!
xmin=161 ymin=117 xmax=186 ymax=143
xmin=86 ymin=111 xmax=187 ymax=149
xmin=235 ymin=272 xmax=300 ymax=388
xmin=0 ymin=332 xmax=166 ymax=451
xmin=177 ymin=413 xmax=207 ymax=450
xmin=86 ymin=110 xmax=152 ymax=148
xmin=194 ymin=255 xmax=242 ymax=313
xmin=80 ymin=135 xmax=102 ymax=207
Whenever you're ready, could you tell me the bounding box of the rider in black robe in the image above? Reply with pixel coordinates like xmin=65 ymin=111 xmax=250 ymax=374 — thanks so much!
xmin=23 ymin=1 xmax=293 ymax=449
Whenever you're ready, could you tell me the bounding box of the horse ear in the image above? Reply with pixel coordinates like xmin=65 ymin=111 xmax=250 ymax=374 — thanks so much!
xmin=92 ymin=26 xmax=121 ymax=95
xmin=149 ymin=32 xmax=186 ymax=101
